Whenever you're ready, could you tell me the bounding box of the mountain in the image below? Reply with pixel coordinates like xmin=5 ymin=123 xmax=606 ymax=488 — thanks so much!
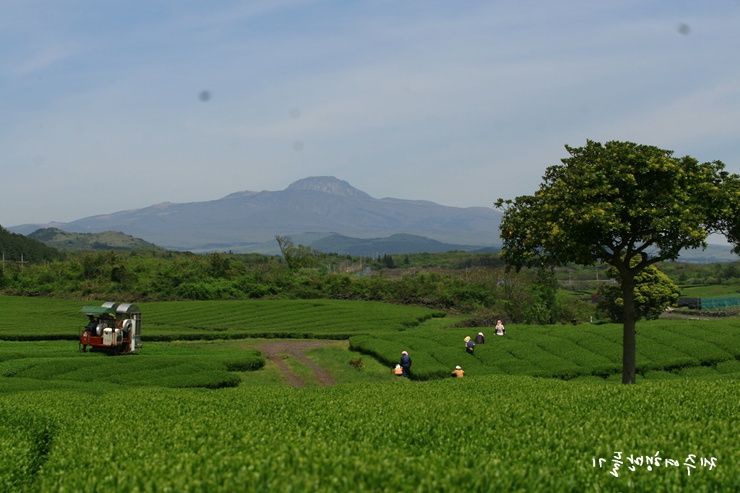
xmin=309 ymin=233 xmax=479 ymax=256
xmin=11 ymin=177 xmax=501 ymax=251
xmin=0 ymin=225 xmax=61 ymax=262
xmin=285 ymin=176 xmax=372 ymax=199
xmin=28 ymin=228 xmax=163 ymax=252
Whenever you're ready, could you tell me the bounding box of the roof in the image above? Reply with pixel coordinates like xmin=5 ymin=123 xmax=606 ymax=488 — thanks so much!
xmin=116 ymin=303 xmax=140 ymax=315
xmin=81 ymin=305 xmax=116 ymax=316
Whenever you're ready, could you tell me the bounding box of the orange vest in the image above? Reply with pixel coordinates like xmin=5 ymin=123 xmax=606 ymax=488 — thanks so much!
xmin=452 ymin=369 xmax=464 ymax=378
xmin=393 ymin=367 xmax=404 ymax=376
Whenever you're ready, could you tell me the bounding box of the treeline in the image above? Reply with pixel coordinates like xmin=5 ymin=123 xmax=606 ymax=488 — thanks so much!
xmin=658 ymin=261 xmax=738 ymax=286
xmin=0 ymin=225 xmax=62 ymax=262
xmin=0 ymin=250 xmax=592 ymax=323
xmin=2 ymin=242 xmax=732 ymax=323
xmin=369 ymin=252 xmax=738 ymax=287
xmin=551 ymin=260 xmax=738 ymax=287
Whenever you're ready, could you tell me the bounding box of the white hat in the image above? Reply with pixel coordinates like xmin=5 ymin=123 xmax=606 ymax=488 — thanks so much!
xmin=464 ymin=336 xmax=471 ymax=342
xmin=401 ymin=351 xmax=408 ymax=355
xmin=478 ymin=332 xmax=484 ymax=336
xmin=455 ymin=365 xmax=461 ymax=370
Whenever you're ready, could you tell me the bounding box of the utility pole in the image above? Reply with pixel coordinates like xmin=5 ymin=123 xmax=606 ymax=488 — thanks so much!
xmin=1 ymin=251 xmax=4 ymax=273
xmin=19 ymin=253 xmax=27 ymax=270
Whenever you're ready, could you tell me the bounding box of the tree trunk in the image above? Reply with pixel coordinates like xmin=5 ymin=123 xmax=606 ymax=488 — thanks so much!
xmin=621 ymin=273 xmax=637 ymax=384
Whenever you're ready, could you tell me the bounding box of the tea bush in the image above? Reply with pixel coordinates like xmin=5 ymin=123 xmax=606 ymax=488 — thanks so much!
xmin=0 ymin=377 xmax=736 ymax=492
xmin=350 ymin=319 xmax=740 ymax=380
xmin=0 ymin=341 xmax=263 ymax=390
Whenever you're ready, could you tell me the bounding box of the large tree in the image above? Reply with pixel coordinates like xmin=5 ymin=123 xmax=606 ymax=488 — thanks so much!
xmin=495 ymin=140 xmax=739 ymax=384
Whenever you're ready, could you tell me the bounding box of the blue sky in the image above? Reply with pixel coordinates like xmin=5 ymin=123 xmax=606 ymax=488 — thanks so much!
xmin=2 ymin=0 xmax=739 ymax=226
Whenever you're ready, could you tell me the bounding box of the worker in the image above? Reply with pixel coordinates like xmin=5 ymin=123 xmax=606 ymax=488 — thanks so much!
xmin=393 ymin=364 xmax=404 ymax=376
xmin=84 ymin=317 xmax=97 ymax=333
xmin=464 ymin=336 xmax=476 ymax=354
xmin=399 ymin=351 xmax=412 ymax=378
xmin=495 ymin=320 xmax=506 ymax=336
xmin=451 ymin=365 xmax=464 ymax=378
xmin=475 ymin=331 xmax=485 ymax=344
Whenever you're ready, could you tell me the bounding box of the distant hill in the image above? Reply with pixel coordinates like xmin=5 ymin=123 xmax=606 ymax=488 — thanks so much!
xmin=28 ymin=228 xmax=163 ymax=252
xmin=675 ymin=244 xmax=739 ymax=264
xmin=309 ymin=233 xmax=479 ymax=256
xmin=10 ymin=176 xmax=501 ymax=251
xmin=0 ymin=225 xmax=61 ymax=262
xmin=182 ymin=232 xmax=493 ymax=256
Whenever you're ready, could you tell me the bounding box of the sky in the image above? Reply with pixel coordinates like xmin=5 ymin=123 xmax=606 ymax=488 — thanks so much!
xmin=2 ymin=0 xmax=740 ymax=226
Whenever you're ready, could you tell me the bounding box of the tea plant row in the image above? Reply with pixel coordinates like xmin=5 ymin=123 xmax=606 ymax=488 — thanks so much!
xmin=350 ymin=319 xmax=740 ymax=380
xmin=1 ymin=376 xmax=737 ymax=492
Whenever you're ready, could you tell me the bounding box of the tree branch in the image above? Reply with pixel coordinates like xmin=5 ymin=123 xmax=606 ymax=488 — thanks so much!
xmin=633 ymin=240 xmax=654 ymax=254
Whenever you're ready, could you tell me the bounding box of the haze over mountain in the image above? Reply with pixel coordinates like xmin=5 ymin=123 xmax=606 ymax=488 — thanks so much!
xmin=308 ymin=233 xmax=488 ymax=257
xmin=11 ymin=177 xmax=501 ymax=251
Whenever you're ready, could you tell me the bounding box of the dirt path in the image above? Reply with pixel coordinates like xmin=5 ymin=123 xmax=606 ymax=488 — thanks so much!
xmin=257 ymin=340 xmax=337 ymax=387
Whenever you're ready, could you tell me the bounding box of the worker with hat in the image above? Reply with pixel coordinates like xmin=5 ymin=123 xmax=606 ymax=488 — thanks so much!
xmin=399 ymin=351 xmax=412 ymax=378
xmin=464 ymin=336 xmax=476 ymax=354
xmin=451 ymin=365 xmax=465 ymax=378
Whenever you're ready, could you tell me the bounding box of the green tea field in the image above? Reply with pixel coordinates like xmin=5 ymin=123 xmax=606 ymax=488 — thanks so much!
xmin=0 ymin=296 xmax=443 ymax=340
xmin=350 ymin=319 xmax=740 ymax=380
xmin=1 ymin=295 xmax=738 ymax=492
xmin=2 ymin=375 xmax=737 ymax=492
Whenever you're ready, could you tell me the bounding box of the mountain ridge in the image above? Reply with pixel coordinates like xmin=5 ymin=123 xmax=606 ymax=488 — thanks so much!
xmin=308 ymin=233 xmax=481 ymax=256
xmin=10 ymin=176 xmax=502 ymax=250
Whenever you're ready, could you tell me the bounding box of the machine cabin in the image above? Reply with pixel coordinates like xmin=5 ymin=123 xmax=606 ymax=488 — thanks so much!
xmin=79 ymin=302 xmax=141 ymax=354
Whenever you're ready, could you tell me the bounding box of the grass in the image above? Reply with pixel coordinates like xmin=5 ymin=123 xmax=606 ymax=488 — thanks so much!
xmin=306 ymin=342 xmax=393 ymax=384
xmin=680 ymin=281 xmax=740 ymax=298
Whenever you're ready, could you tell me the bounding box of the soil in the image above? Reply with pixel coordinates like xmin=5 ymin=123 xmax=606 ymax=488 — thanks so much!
xmin=257 ymin=340 xmax=337 ymax=388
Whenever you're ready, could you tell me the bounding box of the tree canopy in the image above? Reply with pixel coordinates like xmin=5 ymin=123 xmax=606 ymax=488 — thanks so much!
xmin=496 ymin=140 xmax=739 ymax=383
xmin=496 ymin=141 xmax=736 ymax=270
xmin=275 ymin=235 xmax=321 ymax=270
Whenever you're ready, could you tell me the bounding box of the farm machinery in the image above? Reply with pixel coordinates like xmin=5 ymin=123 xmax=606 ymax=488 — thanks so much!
xmin=79 ymin=302 xmax=141 ymax=354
